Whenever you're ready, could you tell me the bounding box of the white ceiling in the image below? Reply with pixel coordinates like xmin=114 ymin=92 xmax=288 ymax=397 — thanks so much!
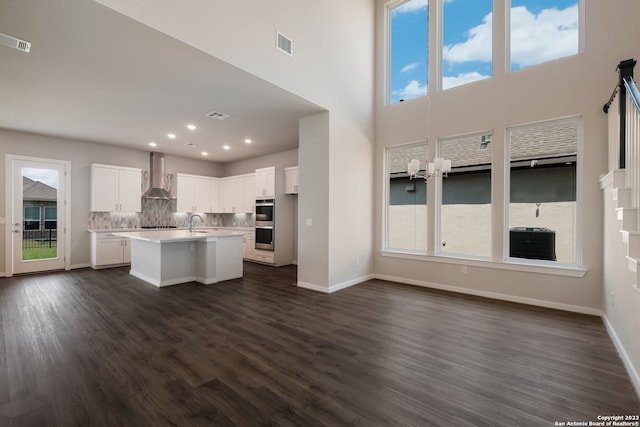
xmin=0 ymin=0 xmax=324 ymax=162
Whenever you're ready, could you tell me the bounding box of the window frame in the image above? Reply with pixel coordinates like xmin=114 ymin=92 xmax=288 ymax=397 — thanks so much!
xmin=440 ymin=0 xmax=493 ymax=91
xmin=436 ymin=131 xmax=494 ymax=260
xmin=507 ymin=0 xmax=584 ymax=73
xmin=384 ymin=140 xmax=429 ymax=253
xmin=504 ymin=115 xmax=583 ymax=268
xmin=385 ymin=0 xmax=430 ymax=105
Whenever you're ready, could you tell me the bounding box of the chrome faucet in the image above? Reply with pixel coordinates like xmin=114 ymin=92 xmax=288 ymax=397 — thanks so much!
xmin=188 ymin=214 xmax=203 ymax=232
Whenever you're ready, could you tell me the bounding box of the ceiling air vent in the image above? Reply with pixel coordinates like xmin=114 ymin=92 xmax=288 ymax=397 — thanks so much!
xmin=0 ymin=32 xmax=31 ymax=53
xmin=206 ymin=111 xmax=230 ymax=120
xmin=276 ymin=31 xmax=292 ymax=56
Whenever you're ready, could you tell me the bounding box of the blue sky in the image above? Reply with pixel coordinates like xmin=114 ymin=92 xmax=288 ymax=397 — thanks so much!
xmin=390 ymin=0 xmax=579 ymax=102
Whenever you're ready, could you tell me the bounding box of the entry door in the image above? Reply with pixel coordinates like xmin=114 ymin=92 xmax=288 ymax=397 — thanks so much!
xmin=8 ymin=156 xmax=69 ymax=274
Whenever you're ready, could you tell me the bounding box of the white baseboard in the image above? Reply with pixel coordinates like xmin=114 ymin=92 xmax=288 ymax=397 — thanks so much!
xmin=71 ymin=263 xmax=91 ymax=270
xmin=373 ymin=274 xmax=602 ymax=316
xmin=602 ymin=314 xmax=640 ymax=400
xmin=298 ymin=274 xmax=373 ymax=294
xmin=329 ymin=274 xmax=374 ymax=293
xmin=297 ymin=281 xmax=330 ymax=293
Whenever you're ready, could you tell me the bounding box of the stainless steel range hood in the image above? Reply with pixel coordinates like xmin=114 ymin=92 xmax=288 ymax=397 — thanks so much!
xmin=142 ymin=152 xmax=174 ymax=199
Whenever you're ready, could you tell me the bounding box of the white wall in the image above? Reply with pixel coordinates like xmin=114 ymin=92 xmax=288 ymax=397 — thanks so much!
xmin=94 ymin=0 xmax=377 ymax=291
xmin=374 ymin=0 xmax=640 ymax=311
xmin=0 ymin=128 xmax=223 ymax=273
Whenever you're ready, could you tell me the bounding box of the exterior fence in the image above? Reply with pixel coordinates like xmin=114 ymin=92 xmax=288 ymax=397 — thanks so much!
xmin=22 ymin=227 xmax=57 ymax=249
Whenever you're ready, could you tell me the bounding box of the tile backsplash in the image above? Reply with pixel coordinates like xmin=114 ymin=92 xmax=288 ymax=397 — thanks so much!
xmin=88 ymin=199 xmax=254 ymax=230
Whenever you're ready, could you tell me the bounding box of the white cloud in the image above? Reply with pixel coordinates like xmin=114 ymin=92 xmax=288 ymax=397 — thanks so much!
xmin=393 ymin=0 xmax=428 ymax=14
xmin=442 ymin=12 xmax=493 ymax=63
xmin=442 ymin=72 xmax=490 ymax=90
xmin=510 ymin=4 xmax=578 ymax=67
xmin=401 ymin=62 xmax=420 ymax=73
xmin=442 ymin=4 xmax=578 ymax=68
xmin=393 ymin=79 xmax=427 ymax=101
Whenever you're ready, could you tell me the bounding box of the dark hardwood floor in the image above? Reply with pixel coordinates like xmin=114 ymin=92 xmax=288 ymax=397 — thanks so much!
xmin=0 ymin=262 xmax=638 ymax=426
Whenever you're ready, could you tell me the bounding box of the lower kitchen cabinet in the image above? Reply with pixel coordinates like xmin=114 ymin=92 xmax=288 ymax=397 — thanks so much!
xmin=90 ymin=232 xmax=131 ymax=268
xmin=242 ymin=231 xmax=275 ymax=264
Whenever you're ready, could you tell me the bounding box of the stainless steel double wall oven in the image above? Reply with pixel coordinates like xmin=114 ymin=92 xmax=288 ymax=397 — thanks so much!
xmin=255 ymin=199 xmax=274 ymax=251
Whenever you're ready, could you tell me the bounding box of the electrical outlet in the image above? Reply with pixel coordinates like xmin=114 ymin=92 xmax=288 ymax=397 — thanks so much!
xmin=610 ymin=292 xmax=615 ymax=307
xmin=461 ymin=266 xmax=468 ymax=274
xmin=356 ymin=257 xmax=360 ymax=266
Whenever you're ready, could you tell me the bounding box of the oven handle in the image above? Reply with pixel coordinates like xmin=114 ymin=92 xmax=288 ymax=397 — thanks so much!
xmin=255 ymin=226 xmax=273 ymax=230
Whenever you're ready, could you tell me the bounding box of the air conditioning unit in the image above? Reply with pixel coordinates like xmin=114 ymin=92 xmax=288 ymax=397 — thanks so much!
xmin=509 ymin=227 xmax=556 ymax=261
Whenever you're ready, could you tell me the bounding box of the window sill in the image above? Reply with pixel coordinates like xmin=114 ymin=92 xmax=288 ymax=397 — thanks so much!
xmin=380 ymin=250 xmax=586 ymax=278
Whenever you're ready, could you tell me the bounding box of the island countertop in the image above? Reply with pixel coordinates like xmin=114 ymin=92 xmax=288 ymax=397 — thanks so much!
xmin=113 ymin=229 xmax=244 ymax=243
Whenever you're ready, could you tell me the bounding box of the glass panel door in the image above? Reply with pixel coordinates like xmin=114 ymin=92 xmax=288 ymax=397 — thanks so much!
xmin=11 ymin=158 xmax=66 ymax=274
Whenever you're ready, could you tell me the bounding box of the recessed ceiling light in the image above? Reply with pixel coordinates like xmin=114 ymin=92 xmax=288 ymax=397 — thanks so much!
xmin=244 ymin=138 xmax=252 ymax=144
xmin=149 ymin=142 xmax=157 ymax=147
xmin=223 ymin=145 xmax=230 ymax=150
xmin=187 ymin=124 xmax=197 ymax=131
xmin=185 ymin=142 xmax=199 ymax=148
xmin=167 ymin=133 xmax=176 ymax=139
xmin=201 ymin=151 xmax=208 ymax=156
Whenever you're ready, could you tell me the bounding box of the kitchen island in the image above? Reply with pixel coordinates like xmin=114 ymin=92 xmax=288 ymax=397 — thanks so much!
xmin=113 ymin=229 xmax=244 ymax=287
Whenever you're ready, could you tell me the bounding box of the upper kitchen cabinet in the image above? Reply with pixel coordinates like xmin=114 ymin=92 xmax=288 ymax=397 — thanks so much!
xmin=219 ymin=173 xmax=255 ymax=213
xmin=255 ymin=166 xmax=275 ymax=199
xmin=284 ymin=166 xmax=299 ymax=194
xmin=176 ymin=173 xmax=218 ymax=213
xmin=90 ymin=164 xmax=142 ymax=212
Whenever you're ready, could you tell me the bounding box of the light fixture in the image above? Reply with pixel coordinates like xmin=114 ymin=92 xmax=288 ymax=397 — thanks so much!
xmin=223 ymin=145 xmax=230 ymax=150
xmin=148 ymin=142 xmax=157 ymax=147
xmin=167 ymin=133 xmax=176 ymax=139
xmin=201 ymin=151 xmax=208 ymax=156
xmin=244 ymin=138 xmax=252 ymax=144
xmin=407 ymin=157 xmax=452 ymax=181
xmin=480 ymin=134 xmax=492 ymax=149
xmin=187 ymin=124 xmax=197 ymax=131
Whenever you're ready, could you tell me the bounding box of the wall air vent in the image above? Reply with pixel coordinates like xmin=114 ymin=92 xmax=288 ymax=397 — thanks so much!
xmin=0 ymin=32 xmax=31 ymax=53
xmin=276 ymin=31 xmax=293 ymax=56
xmin=206 ymin=111 xmax=230 ymax=120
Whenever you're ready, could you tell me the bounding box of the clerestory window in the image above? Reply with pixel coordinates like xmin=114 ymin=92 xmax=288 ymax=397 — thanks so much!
xmin=388 ymin=0 xmax=429 ymax=104
xmin=510 ymin=0 xmax=580 ymax=71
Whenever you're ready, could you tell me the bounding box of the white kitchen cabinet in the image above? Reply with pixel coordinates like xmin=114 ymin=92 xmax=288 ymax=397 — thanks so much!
xmin=243 ymin=231 xmax=255 ymax=259
xmin=90 ymin=232 xmax=131 ymax=268
xmin=219 ymin=174 xmax=255 ymax=213
xmin=242 ymin=230 xmax=275 ymax=264
xmin=284 ymin=166 xmax=299 ymax=194
xmin=90 ymin=164 xmax=142 ymax=212
xmin=251 ymin=248 xmax=275 ymax=264
xmin=219 ymin=176 xmax=237 ymax=213
xmin=176 ymin=173 xmax=217 ymax=212
xmin=209 ymin=179 xmax=220 ymax=213
xmin=240 ymin=174 xmax=256 ymax=213
xmin=255 ymin=166 xmax=275 ymax=198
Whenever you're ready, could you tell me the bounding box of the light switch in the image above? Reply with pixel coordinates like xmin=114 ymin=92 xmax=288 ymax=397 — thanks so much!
xmin=306 ymin=218 xmax=313 ymax=226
